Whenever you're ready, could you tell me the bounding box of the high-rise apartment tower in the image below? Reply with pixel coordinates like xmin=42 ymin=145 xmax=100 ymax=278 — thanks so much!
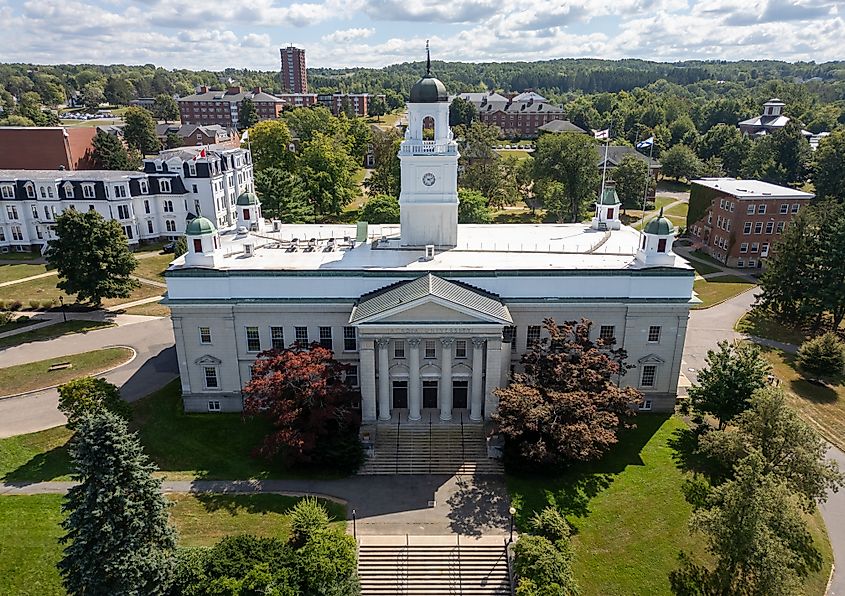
xmin=280 ymin=46 xmax=307 ymax=93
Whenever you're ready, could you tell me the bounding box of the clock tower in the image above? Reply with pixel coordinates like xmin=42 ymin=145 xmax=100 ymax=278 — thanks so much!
xmin=399 ymin=43 xmax=459 ymax=247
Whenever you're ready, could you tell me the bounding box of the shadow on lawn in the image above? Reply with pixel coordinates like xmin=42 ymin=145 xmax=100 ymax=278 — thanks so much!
xmin=508 ymin=414 xmax=669 ymax=531
xmin=666 ymin=426 xmax=727 ymax=482
xmin=3 ymin=444 xmax=71 ymax=484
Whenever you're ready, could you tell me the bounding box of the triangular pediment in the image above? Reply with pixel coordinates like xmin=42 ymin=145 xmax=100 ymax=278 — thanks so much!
xmin=350 ymin=274 xmax=512 ymax=325
xmin=195 ymin=354 xmax=222 ymax=365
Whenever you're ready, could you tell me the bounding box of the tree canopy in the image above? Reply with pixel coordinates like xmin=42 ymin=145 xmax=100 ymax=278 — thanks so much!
xmin=532 ymin=133 xmax=600 ymax=222
xmin=122 ymin=106 xmax=160 ymax=155
xmin=359 ymin=193 xmax=400 ymax=224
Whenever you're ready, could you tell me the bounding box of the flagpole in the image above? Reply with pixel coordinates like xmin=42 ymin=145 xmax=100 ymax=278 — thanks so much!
xmin=639 ymin=139 xmax=654 ymax=236
xmin=599 ymin=135 xmax=610 ymax=222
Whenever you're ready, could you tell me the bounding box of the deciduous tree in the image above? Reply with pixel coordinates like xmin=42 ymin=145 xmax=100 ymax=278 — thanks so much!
xmin=449 ymin=96 xmax=478 ymax=127
xmin=609 ymin=154 xmax=651 ymax=208
xmin=46 ymin=209 xmax=140 ymax=306
xmin=364 ymin=127 xmax=402 ymax=197
xmin=123 ymin=106 xmax=160 ymax=155
xmin=660 ymin=144 xmax=702 ymax=181
xmin=367 ymin=95 xmax=387 ymax=121
xmin=298 ymin=131 xmax=358 ymax=216
xmin=532 ymin=133 xmax=600 ymax=222
xmin=57 ymin=377 xmax=131 ymax=430
xmin=742 ymin=121 xmax=811 ymax=185
xmin=457 ymin=188 xmax=491 ymax=223
xmin=247 ymin=119 xmax=295 ymax=172
xmin=243 ymin=345 xmax=362 ymax=471
xmin=493 ymin=318 xmax=638 ymax=467
xmin=688 ymin=341 xmax=770 ymax=429
xmin=152 ymin=93 xmax=179 ymax=122
xmin=359 ymin=193 xmax=399 ymax=224
xmin=813 ymin=130 xmax=845 ymax=201
xmin=59 ymin=411 xmax=176 ymax=595
xmin=797 ymin=332 xmax=845 ymax=378
xmin=254 ymin=167 xmax=314 ymax=223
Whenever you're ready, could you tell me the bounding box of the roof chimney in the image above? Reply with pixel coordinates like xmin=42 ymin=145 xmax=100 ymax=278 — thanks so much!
xmin=199 ymin=86 xmax=209 ymax=93
xmin=227 ymin=86 xmax=242 ymax=95
xmin=253 ymin=87 xmax=262 ymax=94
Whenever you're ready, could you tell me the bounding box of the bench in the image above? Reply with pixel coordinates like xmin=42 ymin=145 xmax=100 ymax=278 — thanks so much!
xmin=48 ymin=362 xmax=72 ymax=371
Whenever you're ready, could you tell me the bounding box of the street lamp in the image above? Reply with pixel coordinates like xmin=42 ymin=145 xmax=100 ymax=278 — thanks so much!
xmin=59 ymin=295 xmax=67 ymax=323
xmin=508 ymin=506 xmax=516 ymax=543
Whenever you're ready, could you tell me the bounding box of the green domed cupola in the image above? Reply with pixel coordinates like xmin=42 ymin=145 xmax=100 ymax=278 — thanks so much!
xmin=644 ymin=207 xmax=674 ymax=236
xmin=186 ymin=216 xmax=216 ymax=236
xmin=409 ymin=42 xmax=448 ymax=104
xmin=236 ymin=191 xmax=259 ymax=206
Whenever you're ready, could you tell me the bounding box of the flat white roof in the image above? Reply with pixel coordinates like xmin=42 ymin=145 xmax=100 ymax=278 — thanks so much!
xmin=170 ymin=223 xmax=692 ymax=273
xmin=692 ymin=178 xmax=814 ymax=200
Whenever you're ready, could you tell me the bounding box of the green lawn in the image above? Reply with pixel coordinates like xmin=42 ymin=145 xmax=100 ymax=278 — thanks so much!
xmin=507 ymin=415 xmax=831 ymax=596
xmin=0 ymin=320 xmax=115 ymax=350
xmin=122 ymin=302 xmax=170 ymax=317
xmin=0 ymin=251 xmax=41 ymax=261
xmin=0 ymin=347 xmax=133 ymax=397
xmin=494 ymin=149 xmax=532 ymax=160
xmin=692 ymin=276 xmax=756 ymax=309
xmin=663 ymin=202 xmax=689 ymax=219
xmin=684 ymin=256 xmax=722 ymax=276
xmin=0 ymin=276 xmax=163 ymax=310
xmin=133 ymin=252 xmax=174 ymax=281
xmin=0 ymin=263 xmax=48 ymax=284
xmin=0 ymin=493 xmax=346 ymax=594
xmin=0 ymin=316 xmax=41 ymax=336
xmin=654 ymin=196 xmax=676 ymax=210
xmin=735 ymin=309 xmax=809 ymax=346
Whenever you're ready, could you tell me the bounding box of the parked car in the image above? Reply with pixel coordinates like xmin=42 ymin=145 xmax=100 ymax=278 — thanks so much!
xmin=162 ymin=242 xmax=176 ymax=254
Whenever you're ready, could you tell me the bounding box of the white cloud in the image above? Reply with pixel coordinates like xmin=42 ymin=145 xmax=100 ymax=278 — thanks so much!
xmin=323 ymin=27 xmax=375 ymax=43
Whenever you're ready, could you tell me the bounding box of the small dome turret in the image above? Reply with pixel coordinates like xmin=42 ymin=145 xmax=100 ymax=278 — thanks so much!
xmin=236 ymin=191 xmax=259 ymax=206
xmin=644 ymin=208 xmax=674 ymax=236
xmin=186 ymin=216 xmax=216 ymax=236
xmin=409 ymin=41 xmax=448 ymax=104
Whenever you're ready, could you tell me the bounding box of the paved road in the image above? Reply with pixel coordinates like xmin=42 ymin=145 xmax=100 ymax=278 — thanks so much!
xmin=0 ymin=316 xmax=177 ymax=437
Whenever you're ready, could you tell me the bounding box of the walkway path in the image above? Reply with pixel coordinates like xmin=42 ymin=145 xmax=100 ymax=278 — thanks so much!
xmin=0 ymin=269 xmax=56 ymax=287
xmin=0 ymin=315 xmax=177 ymax=437
xmin=0 ymin=475 xmax=511 ymax=537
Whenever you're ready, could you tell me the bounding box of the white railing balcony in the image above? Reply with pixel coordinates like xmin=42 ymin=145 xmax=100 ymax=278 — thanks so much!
xmin=400 ymin=141 xmax=458 ymax=156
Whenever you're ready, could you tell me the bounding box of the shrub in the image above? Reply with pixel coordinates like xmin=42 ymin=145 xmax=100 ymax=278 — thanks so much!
xmin=29 ymin=299 xmax=41 ymax=309
xmin=797 ymin=332 xmax=845 ymax=378
xmin=203 ymin=535 xmax=290 ymax=581
xmin=512 ymin=534 xmax=578 ymax=595
xmin=7 ymin=300 xmax=22 ymax=311
xmin=57 ymin=377 xmax=132 ymax=429
xmin=529 ymin=507 xmax=571 ymax=543
xmin=288 ymin=497 xmax=330 ymax=547
xmin=0 ymin=310 xmax=12 ymax=326
xmin=169 ymin=548 xmax=209 ymax=596
xmin=293 ymin=529 xmax=359 ymax=596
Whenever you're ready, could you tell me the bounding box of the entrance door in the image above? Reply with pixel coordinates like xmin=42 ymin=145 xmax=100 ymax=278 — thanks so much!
xmin=453 ymin=380 xmax=468 ymax=409
xmin=422 ymin=381 xmax=438 ymax=409
xmin=392 ymin=381 xmax=408 ymax=409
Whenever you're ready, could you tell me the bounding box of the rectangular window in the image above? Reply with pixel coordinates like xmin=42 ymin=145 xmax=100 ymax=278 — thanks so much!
xmin=527 ymin=325 xmax=541 ymax=347
xmin=425 ymin=340 xmax=436 ymax=359
xmin=780 ymin=203 xmax=788 ymax=214
xmin=204 ymin=367 xmax=219 ymax=389
xmin=246 ymin=326 xmax=260 ymax=352
xmin=737 ymin=259 xmax=745 ymax=268
xmin=503 ymin=326 xmax=517 ymax=349
xmin=144 ymin=199 xmax=150 ymax=214
xmin=140 ymin=180 xmax=149 ymax=194
xmin=641 ymin=365 xmax=657 ymax=388
xmin=748 ymin=258 xmax=757 ymax=268
xmin=754 ymin=222 xmax=763 ymax=234
xmin=639 ymin=399 xmax=653 ymax=411
xmin=740 ymin=242 xmax=748 ymax=253
xmin=743 ymin=221 xmax=752 ymax=234
xmin=648 ymin=326 xmax=661 ymax=343
xmin=270 ymin=326 xmax=284 ymax=349
xmin=199 ymin=327 xmax=211 ymax=344
xmin=343 ymin=326 xmax=357 ymax=351
xmin=394 ymin=340 xmax=406 ymax=359
xmin=115 ymin=186 xmax=127 ymax=198
xmin=765 ymin=221 xmax=774 ymax=234
xmin=791 ymin=204 xmax=800 ymax=214
xmin=599 ymin=325 xmax=615 ymax=341
xmin=319 ymin=327 xmax=332 ymax=350
xmin=345 ymin=364 xmax=359 ymax=388
xmin=0 ymin=185 xmax=13 ymax=198
xmin=746 ymin=204 xmax=755 ymax=215
xmin=117 ymin=205 xmax=130 ymax=219
xmin=776 ymin=221 xmax=785 ymax=234
xmin=82 ymin=184 xmax=94 ymax=198
xmin=455 ymin=340 xmax=467 ymax=359
xmin=207 ymin=400 xmax=221 ymax=412
xmin=160 ymin=179 xmax=171 ymax=193
xmin=757 ymin=204 xmax=766 ymax=215
xmin=751 ymin=243 xmax=759 ymax=253
xmin=295 ymin=326 xmax=308 ymax=344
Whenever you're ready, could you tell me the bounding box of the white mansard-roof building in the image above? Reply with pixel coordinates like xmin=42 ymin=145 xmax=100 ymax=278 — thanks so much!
xmin=164 ymin=63 xmax=696 ymax=421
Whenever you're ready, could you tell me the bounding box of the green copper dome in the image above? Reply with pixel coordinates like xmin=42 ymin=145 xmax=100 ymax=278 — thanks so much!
xmin=644 ymin=208 xmax=674 ymax=235
xmin=599 ymin=187 xmax=621 ymax=206
xmin=186 ymin=216 xmax=216 ymax=236
xmin=236 ymin=191 xmax=259 ymax=206
xmin=410 ymin=75 xmax=448 ymax=103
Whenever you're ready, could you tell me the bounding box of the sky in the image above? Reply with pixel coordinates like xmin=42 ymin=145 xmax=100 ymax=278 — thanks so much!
xmin=0 ymin=0 xmax=842 ymax=70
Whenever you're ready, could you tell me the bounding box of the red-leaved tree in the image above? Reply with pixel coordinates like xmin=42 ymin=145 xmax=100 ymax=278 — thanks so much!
xmin=243 ymin=344 xmax=362 ymax=471
xmin=493 ymin=318 xmax=640 ymax=467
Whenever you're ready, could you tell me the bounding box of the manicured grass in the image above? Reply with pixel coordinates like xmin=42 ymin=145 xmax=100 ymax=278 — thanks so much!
xmin=0 ymin=276 xmax=163 ymax=309
xmin=122 ymin=302 xmax=171 ymax=317
xmin=132 ymin=252 xmax=174 ymax=281
xmin=0 ymin=316 xmax=41 ymax=335
xmin=691 ymin=249 xmax=726 ymax=268
xmin=491 ymin=207 xmax=543 ymax=224
xmin=507 ymin=414 xmax=831 ymax=595
xmin=0 ymin=493 xmax=346 ymax=594
xmin=654 ymin=196 xmax=676 ymax=210
xmin=663 ymin=201 xmax=689 ymax=219
xmin=0 ymin=263 xmax=48 ymax=284
xmin=508 ymin=416 xmax=706 ymax=595
xmin=692 ymin=276 xmax=756 ymax=309
xmin=495 ymin=149 xmax=532 ymax=160
xmin=0 ymin=347 xmax=133 ymax=397
xmin=0 ymin=251 xmax=41 ymax=261
xmin=170 ymin=493 xmax=346 ymax=547
xmin=0 ymin=320 xmax=115 ymax=349
xmin=762 ymin=347 xmax=845 ymax=451
xmin=0 ymin=426 xmax=73 ymax=482
xmin=735 ymin=308 xmax=809 ymax=345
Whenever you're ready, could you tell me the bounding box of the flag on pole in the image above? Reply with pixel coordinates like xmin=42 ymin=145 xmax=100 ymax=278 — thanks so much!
xmin=593 ymin=129 xmax=610 ymax=140
xmin=240 ymin=129 xmax=249 ymax=143
xmin=636 ymin=137 xmax=654 ymax=150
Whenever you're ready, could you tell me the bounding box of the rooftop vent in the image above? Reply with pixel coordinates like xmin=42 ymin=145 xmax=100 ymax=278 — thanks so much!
xmin=272 ymin=220 xmax=280 ymax=232
xmin=424 ymin=245 xmax=435 ymax=261
xmin=243 ymin=243 xmax=254 ymax=257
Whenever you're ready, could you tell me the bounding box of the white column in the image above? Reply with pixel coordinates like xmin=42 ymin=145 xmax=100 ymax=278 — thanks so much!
xmin=470 ymin=337 xmax=485 ymax=421
xmin=440 ymin=337 xmax=453 ymax=421
xmin=359 ymin=340 xmax=377 ymax=422
xmin=377 ymin=338 xmax=391 ymax=421
xmin=408 ymin=338 xmax=421 ymax=421
xmin=484 ymin=336 xmax=503 ymax=420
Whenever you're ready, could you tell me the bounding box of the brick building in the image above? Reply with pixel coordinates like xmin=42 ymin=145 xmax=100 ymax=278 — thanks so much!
xmin=456 ymin=91 xmax=566 ymax=138
xmin=178 ymin=87 xmax=284 ymax=128
xmin=687 ymin=178 xmax=814 ymax=270
xmin=0 ymin=127 xmax=97 ymax=170
xmin=156 ymin=124 xmax=238 ymax=148
xmin=316 ymin=93 xmax=380 ymax=117
xmin=277 ymin=93 xmax=318 ymax=108
xmin=280 ymin=46 xmax=308 ymax=93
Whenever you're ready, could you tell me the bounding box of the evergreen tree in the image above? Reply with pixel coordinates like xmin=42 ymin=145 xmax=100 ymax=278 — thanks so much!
xmin=238 ymin=98 xmax=259 ymax=130
xmin=58 ymin=411 xmax=177 ymax=595
xmin=797 ymin=333 xmax=845 ymax=378
xmin=173 ymin=236 xmax=187 ymax=258
xmin=46 ymin=209 xmax=140 ymax=306
xmin=254 ymin=167 xmax=314 ymax=223
xmin=164 ymin=131 xmax=182 ymax=149
xmin=91 ymin=130 xmax=138 ymax=170
xmin=123 ymin=106 xmax=160 ymax=155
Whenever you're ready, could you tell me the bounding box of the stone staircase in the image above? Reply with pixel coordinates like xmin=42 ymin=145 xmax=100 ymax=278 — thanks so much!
xmin=358 ymin=536 xmax=511 ymax=596
xmin=358 ymin=420 xmax=504 ymax=475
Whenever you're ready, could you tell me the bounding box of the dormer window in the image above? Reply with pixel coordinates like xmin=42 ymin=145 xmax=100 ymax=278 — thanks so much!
xmin=25 ymin=183 xmax=35 ymax=198
xmin=63 ymin=182 xmax=74 ymax=198
xmin=0 ymin=185 xmax=14 ymax=199
xmin=140 ymin=180 xmax=149 ymax=194
xmin=188 ymin=162 xmax=197 ymax=176
xmin=82 ymin=184 xmax=95 ymax=199
xmin=160 ymin=179 xmax=171 ymax=193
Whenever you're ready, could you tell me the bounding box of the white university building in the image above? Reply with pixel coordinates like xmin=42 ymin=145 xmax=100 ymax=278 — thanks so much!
xmin=164 ymin=65 xmax=696 ymax=421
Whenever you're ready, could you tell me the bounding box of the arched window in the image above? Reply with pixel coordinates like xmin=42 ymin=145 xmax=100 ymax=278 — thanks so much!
xmin=422 ymin=116 xmax=435 ymax=141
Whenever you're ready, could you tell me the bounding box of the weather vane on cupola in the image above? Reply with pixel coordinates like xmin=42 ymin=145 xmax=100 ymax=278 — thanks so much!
xmin=426 ymin=40 xmax=431 ymax=75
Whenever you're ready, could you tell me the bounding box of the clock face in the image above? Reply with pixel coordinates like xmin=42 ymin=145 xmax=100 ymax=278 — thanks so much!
xmin=422 ymin=172 xmax=436 ymax=187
